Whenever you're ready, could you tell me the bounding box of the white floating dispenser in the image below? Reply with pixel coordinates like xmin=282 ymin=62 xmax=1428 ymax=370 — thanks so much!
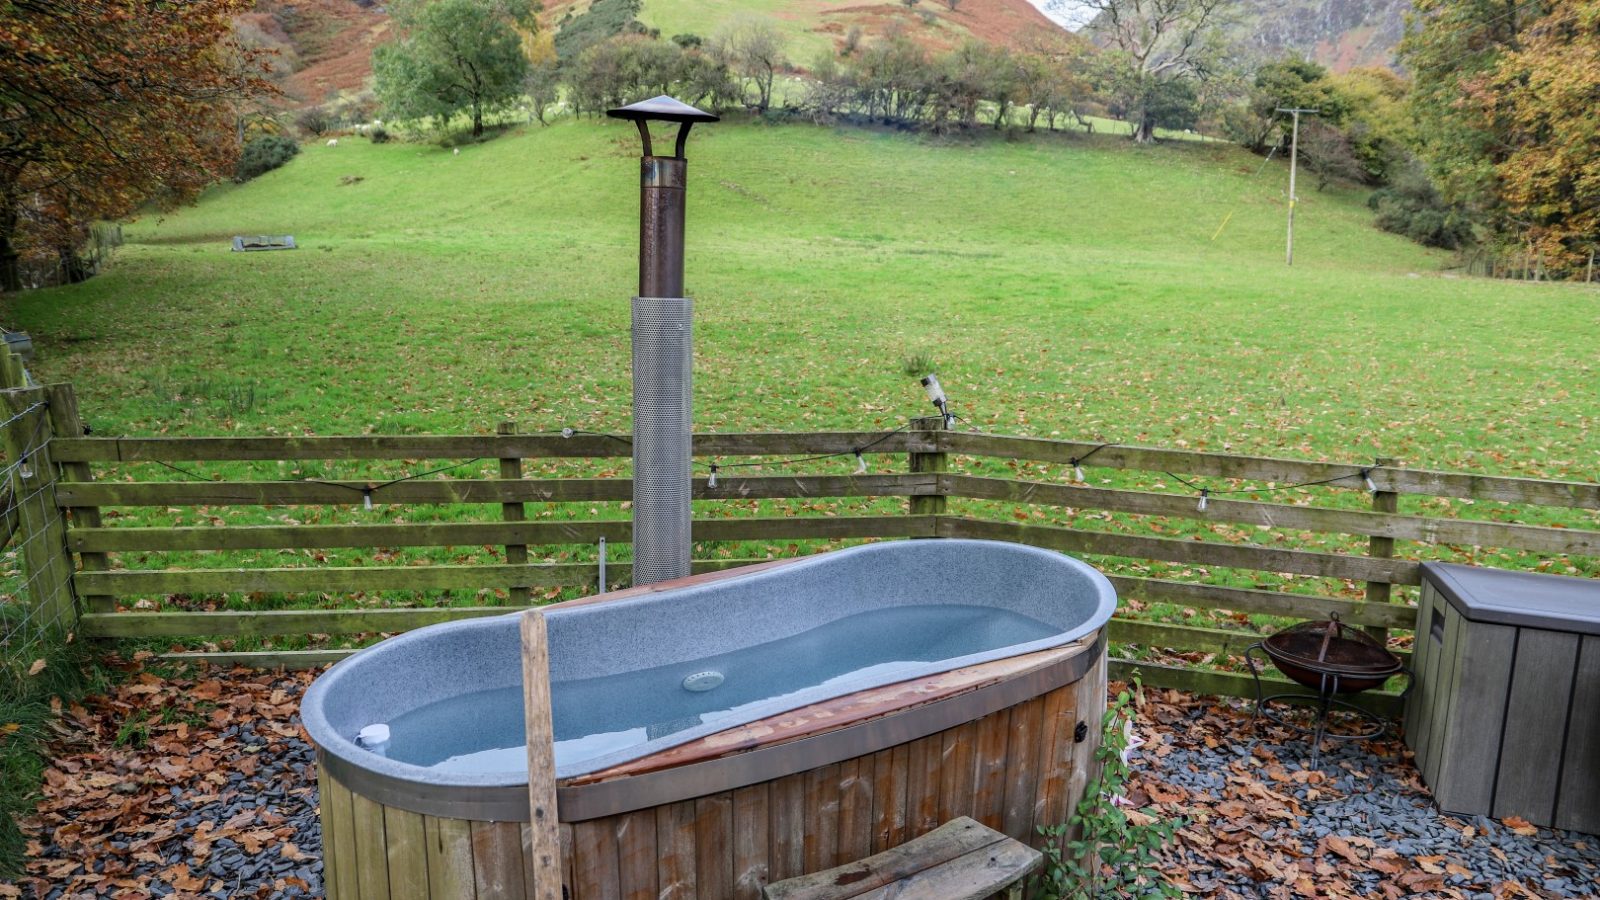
xmin=356 ymin=723 xmax=391 ymax=757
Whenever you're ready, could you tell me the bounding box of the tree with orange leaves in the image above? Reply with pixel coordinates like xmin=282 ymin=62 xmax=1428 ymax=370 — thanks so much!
xmin=1402 ymin=0 xmax=1598 ymax=276
xmin=1472 ymin=1 xmax=1599 ymax=273
xmin=0 ymin=0 xmax=274 ymax=291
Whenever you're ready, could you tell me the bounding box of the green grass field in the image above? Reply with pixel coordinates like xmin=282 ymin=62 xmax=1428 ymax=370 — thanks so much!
xmin=8 ymin=117 xmax=1595 ymax=474
xmin=3 ymin=108 xmax=1596 ymax=886
xmin=3 ymin=116 xmax=1598 ymax=651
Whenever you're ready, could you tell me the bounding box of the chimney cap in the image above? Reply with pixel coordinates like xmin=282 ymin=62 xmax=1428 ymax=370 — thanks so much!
xmin=607 ymin=95 xmax=720 ymax=125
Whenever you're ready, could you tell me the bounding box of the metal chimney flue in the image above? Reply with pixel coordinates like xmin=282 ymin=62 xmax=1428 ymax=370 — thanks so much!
xmin=607 ymin=96 xmax=718 ymax=585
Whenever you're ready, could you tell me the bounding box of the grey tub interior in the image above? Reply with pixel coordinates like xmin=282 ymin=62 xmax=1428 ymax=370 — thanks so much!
xmin=302 ymin=539 xmax=1117 ymax=787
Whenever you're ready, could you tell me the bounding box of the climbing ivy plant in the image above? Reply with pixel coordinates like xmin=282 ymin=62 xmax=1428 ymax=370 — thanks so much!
xmin=1037 ymin=678 xmax=1183 ymax=900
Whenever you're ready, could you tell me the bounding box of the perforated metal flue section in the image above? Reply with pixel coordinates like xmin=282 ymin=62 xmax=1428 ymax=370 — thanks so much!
xmin=631 ymin=295 xmax=693 ymax=584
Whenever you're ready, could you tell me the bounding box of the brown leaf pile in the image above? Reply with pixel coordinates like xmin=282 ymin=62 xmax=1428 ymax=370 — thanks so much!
xmin=14 ymin=656 xmax=316 ymax=899
xmin=1125 ymin=689 xmax=1592 ymax=900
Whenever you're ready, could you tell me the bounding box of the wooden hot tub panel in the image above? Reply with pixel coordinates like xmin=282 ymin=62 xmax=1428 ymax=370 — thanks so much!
xmin=317 ymin=645 xmax=1106 ymax=900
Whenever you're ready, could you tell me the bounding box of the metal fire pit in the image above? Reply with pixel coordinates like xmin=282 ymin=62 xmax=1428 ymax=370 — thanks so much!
xmin=1245 ymin=614 xmax=1411 ymax=767
xmin=1263 ymin=616 xmax=1403 ymax=693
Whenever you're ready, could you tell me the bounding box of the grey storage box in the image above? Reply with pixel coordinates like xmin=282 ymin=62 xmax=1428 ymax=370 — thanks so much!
xmin=1406 ymin=562 xmax=1600 ymax=833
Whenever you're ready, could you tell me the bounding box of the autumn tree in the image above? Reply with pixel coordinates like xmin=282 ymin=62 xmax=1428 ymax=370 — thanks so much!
xmin=1469 ymin=0 xmax=1599 ymax=271
xmin=1398 ymin=0 xmax=1546 ymax=242
xmin=1221 ymin=57 xmax=1346 ymax=152
xmin=0 ymin=0 xmax=269 ymax=291
xmin=374 ymin=0 xmax=540 ymax=137
xmin=1079 ymin=0 xmax=1235 ymax=142
xmin=713 ymin=16 xmax=787 ymax=113
xmin=564 ymin=35 xmax=738 ymax=116
xmin=1012 ymin=34 xmax=1094 ymax=133
xmin=1324 ymin=67 xmax=1414 ymax=182
xmin=1299 ymin=121 xmax=1364 ymax=190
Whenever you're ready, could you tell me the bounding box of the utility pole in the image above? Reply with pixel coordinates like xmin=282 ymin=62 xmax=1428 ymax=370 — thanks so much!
xmin=1277 ymin=108 xmax=1319 ymax=266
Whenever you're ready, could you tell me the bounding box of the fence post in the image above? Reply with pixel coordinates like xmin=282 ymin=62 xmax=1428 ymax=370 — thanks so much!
xmin=1 ymin=386 xmax=77 ymax=639
xmin=43 ymin=382 xmax=113 ymax=614
xmin=0 ymin=349 xmax=25 ymax=389
xmin=497 ymin=421 xmax=530 ymax=606
xmin=1364 ymin=456 xmax=1399 ymax=644
xmin=908 ymin=415 xmax=947 ymax=526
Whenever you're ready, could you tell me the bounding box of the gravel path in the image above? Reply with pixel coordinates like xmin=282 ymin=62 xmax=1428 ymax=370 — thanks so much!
xmin=15 ymin=665 xmax=1600 ymax=899
xmin=1131 ymin=689 xmax=1600 ymax=899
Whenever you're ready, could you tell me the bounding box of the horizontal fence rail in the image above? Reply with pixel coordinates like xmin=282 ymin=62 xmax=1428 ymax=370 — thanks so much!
xmin=67 ymin=515 xmax=939 ymax=553
xmin=54 ymin=474 xmax=936 ymax=507
xmin=945 ymin=432 xmax=1600 ymax=510
xmin=49 ymin=432 xmax=938 ymax=463
xmin=946 ymin=475 xmax=1600 ymax=556
xmin=35 ymin=422 xmax=1600 ymax=711
xmin=937 ymin=517 xmax=1422 ymax=585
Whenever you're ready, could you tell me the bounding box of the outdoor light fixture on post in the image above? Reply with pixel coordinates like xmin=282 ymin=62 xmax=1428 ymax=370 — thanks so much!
xmin=607 ymin=96 xmax=718 ymax=585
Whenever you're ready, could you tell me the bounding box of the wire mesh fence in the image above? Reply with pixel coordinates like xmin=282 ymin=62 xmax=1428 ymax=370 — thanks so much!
xmin=0 ymin=387 xmax=78 ymax=689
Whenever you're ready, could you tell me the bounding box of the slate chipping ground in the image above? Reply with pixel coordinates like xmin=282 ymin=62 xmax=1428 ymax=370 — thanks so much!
xmin=13 ymin=665 xmax=1600 ymax=899
xmin=1129 ymin=689 xmax=1600 ymax=899
xmin=13 ymin=666 xmax=324 ymax=899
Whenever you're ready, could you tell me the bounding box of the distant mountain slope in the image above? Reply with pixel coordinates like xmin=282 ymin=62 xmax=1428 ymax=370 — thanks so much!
xmin=1037 ymin=0 xmax=1411 ymax=71
xmin=242 ymin=0 xmax=1406 ymax=113
xmin=547 ymin=0 xmax=1073 ymax=64
xmin=240 ymin=0 xmax=389 ymax=105
xmin=1229 ymin=0 xmax=1410 ymax=71
xmin=246 ymin=0 xmax=1072 ymax=109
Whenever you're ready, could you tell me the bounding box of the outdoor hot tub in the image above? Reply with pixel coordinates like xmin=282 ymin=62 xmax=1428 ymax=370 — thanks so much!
xmin=303 ymin=538 xmax=1116 ymax=900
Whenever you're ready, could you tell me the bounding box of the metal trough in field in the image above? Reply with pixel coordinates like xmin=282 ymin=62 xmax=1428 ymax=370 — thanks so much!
xmin=230 ymin=235 xmax=296 ymax=252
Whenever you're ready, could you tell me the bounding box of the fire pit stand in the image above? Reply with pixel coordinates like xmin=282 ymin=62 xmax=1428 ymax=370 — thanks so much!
xmin=1243 ymin=615 xmax=1412 ymax=768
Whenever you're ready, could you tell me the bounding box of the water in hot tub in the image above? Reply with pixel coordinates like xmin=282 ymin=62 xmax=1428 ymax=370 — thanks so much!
xmin=381 ymin=604 xmax=1058 ymax=775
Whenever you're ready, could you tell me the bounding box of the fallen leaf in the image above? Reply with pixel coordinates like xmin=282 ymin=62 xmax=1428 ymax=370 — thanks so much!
xmin=28 ymin=659 xmax=45 ymax=676
xmin=1147 ymin=782 xmax=1186 ymax=803
xmin=1501 ymin=815 xmax=1537 ymax=837
xmin=1126 ymin=808 xmax=1156 ymax=826
xmin=1366 ymin=854 xmax=1405 ymax=875
xmin=1324 ymin=835 xmax=1364 ymax=865
xmin=190 ymin=680 xmax=223 ymax=701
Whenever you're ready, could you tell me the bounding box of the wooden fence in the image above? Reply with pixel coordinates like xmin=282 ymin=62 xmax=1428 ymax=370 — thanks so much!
xmin=0 ymin=367 xmax=80 ymax=685
xmin=6 ymin=383 xmax=1594 ymax=714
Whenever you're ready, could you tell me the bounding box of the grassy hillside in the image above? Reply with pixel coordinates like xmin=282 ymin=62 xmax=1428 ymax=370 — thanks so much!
xmin=259 ymin=0 xmax=1070 ymax=110
xmin=240 ymin=0 xmax=389 ymax=105
xmin=7 ymin=118 xmax=1596 ymax=481
xmin=630 ymin=0 xmax=1066 ymax=61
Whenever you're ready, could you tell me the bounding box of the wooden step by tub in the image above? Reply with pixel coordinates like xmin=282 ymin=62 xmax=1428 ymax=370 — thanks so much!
xmin=762 ymin=816 xmax=1043 ymax=900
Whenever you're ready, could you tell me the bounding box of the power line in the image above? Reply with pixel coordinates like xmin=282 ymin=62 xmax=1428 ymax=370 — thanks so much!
xmin=1211 ymin=139 xmax=1284 ymax=243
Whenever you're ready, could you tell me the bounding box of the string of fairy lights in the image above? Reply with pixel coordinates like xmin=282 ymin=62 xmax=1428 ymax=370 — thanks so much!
xmin=131 ymin=375 xmax=1392 ymax=511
